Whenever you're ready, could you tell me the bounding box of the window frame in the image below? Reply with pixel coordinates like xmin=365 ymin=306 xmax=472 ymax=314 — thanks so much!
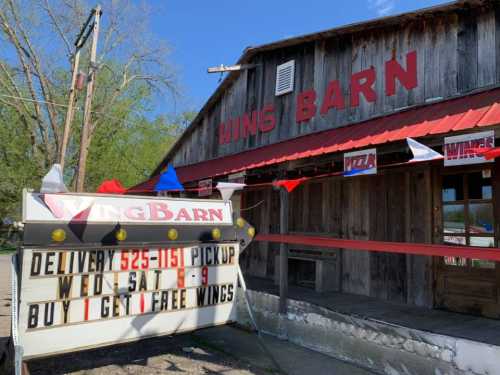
xmin=441 ymin=169 xmax=496 ymax=270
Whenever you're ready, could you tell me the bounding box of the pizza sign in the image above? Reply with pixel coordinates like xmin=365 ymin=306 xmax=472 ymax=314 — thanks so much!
xmin=343 ymin=148 xmax=377 ymax=176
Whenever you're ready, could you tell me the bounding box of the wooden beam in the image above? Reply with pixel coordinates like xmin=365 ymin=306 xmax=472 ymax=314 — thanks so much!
xmin=279 ymin=187 xmax=289 ymax=314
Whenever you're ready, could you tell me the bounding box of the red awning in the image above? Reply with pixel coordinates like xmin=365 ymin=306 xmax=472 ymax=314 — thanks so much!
xmin=129 ymin=88 xmax=500 ymax=192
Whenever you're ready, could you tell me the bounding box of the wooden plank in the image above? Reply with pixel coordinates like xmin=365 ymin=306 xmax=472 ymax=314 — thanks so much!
xmin=457 ymin=9 xmax=478 ymax=93
xmin=341 ymin=177 xmax=370 ymax=296
xmin=477 ymin=7 xmax=496 ymax=87
xmin=279 ymin=187 xmax=289 ymax=314
xmin=496 ymin=6 xmax=500 ymax=84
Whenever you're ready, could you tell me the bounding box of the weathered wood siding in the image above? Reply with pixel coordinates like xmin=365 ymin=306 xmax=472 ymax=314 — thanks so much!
xmin=171 ymin=4 xmax=500 ymax=168
xmin=241 ymin=167 xmax=435 ymax=307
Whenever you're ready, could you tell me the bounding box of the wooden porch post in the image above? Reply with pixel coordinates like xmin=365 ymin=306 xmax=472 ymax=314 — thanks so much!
xmin=279 ymin=187 xmax=289 ymax=313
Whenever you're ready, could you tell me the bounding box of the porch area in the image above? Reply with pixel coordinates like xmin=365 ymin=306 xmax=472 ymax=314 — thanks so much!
xmin=236 ymin=275 xmax=500 ymax=375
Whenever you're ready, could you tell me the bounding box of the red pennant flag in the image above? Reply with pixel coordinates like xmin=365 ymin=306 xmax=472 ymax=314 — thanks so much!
xmin=97 ymin=179 xmax=126 ymax=194
xmin=272 ymin=177 xmax=308 ymax=193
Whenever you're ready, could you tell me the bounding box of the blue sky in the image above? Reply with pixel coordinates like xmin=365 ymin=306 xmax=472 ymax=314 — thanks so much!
xmin=150 ymin=0 xmax=450 ymax=116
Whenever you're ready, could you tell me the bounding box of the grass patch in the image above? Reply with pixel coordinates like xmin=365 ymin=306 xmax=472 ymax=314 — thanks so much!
xmin=0 ymin=243 xmax=17 ymax=254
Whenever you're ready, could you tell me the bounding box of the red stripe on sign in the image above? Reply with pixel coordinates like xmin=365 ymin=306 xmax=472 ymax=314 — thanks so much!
xmin=84 ymin=298 xmax=89 ymax=321
xmin=256 ymin=234 xmax=500 ymax=262
xmin=140 ymin=293 xmax=145 ymax=313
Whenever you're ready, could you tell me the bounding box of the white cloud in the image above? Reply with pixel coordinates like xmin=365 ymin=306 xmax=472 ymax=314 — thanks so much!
xmin=368 ymin=0 xmax=396 ymax=16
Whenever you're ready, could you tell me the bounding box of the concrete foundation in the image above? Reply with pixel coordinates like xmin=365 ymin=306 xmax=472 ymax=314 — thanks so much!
xmin=236 ymin=288 xmax=500 ymax=375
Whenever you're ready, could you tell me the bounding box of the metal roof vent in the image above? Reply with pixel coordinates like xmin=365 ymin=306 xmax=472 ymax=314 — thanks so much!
xmin=275 ymin=60 xmax=295 ymax=96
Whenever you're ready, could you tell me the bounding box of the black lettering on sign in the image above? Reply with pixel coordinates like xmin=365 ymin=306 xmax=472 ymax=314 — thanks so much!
xmin=229 ymin=247 xmax=235 ymax=264
xmin=212 ymin=285 xmax=220 ymax=304
xmin=213 ymin=247 xmax=220 ymax=265
xmin=151 ymin=291 xmax=159 ymax=312
xmin=191 ymin=247 xmax=199 ymax=266
xmin=227 ymin=284 xmax=234 ymax=302
xmin=57 ymin=252 xmax=66 ymax=274
xmin=154 ymin=270 xmax=161 ymax=290
xmin=45 ymin=252 xmax=55 ymax=275
xmin=61 ymin=300 xmax=71 ymax=324
xmin=69 ymin=251 xmax=75 ymax=273
xmin=107 ymin=250 xmax=115 ymax=271
xmin=78 ymin=251 xmax=87 ymax=273
xmin=80 ymin=274 xmax=89 ymax=297
xmin=171 ymin=290 xmax=178 ymax=310
xmin=28 ymin=304 xmax=39 ymax=328
xmin=128 ymin=272 xmax=136 ymax=292
xmin=30 ymin=252 xmax=42 ymax=276
xmin=139 ymin=271 xmax=147 ymax=291
xmin=160 ymin=291 xmax=169 ymax=310
xmin=94 ymin=273 xmax=103 ymax=295
xmin=220 ymin=285 xmax=227 ymax=302
xmin=123 ymin=294 xmax=131 ymax=315
xmin=88 ymin=251 xmax=96 ymax=272
xmin=44 ymin=302 xmax=55 ymax=326
xmin=96 ymin=250 xmax=105 ymax=272
xmin=112 ymin=296 xmax=120 ymax=317
xmin=101 ymin=296 xmax=110 ymax=318
xmin=58 ymin=276 xmax=73 ymax=299
xmin=180 ymin=289 xmax=186 ymax=309
xmin=206 ymin=247 xmax=213 ymax=265
xmin=196 ymin=287 xmax=206 ymax=307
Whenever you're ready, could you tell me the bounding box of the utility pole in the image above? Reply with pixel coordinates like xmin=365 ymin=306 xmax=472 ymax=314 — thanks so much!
xmin=59 ymin=7 xmax=100 ymax=172
xmin=76 ymin=5 xmax=101 ymax=192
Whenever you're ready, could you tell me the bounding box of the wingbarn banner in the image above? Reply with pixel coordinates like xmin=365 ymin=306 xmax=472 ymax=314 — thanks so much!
xmin=18 ymin=244 xmax=240 ymax=358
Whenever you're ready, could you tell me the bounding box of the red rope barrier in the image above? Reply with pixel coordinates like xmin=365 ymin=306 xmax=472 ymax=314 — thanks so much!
xmin=256 ymin=233 xmax=500 ymax=262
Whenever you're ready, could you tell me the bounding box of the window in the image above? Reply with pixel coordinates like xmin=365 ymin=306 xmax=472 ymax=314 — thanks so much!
xmin=275 ymin=60 xmax=295 ymax=96
xmin=442 ymin=171 xmax=495 ymax=269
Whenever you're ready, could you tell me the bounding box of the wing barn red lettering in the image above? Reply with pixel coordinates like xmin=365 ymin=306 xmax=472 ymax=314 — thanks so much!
xmin=218 ymin=51 xmax=418 ymax=144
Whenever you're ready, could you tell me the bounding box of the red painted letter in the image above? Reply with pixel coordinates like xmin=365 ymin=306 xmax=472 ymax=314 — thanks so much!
xmin=148 ymin=203 xmax=174 ymax=221
xmin=320 ymin=80 xmax=345 ymax=115
xmin=242 ymin=111 xmax=258 ymax=138
xmin=218 ymin=121 xmax=231 ymax=145
xmin=232 ymin=117 xmax=240 ymax=142
xmin=125 ymin=207 xmax=145 ymax=220
xmin=385 ymin=51 xmax=417 ymax=96
xmin=296 ymin=89 xmax=317 ymax=123
xmin=351 ymin=68 xmax=376 ymax=107
xmin=258 ymin=104 xmax=276 ymax=132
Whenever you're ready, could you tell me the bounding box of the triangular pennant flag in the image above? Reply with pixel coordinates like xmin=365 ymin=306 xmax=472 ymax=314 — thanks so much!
xmin=469 ymin=146 xmax=500 ymax=160
xmin=97 ymin=179 xmax=126 ymax=194
xmin=407 ymin=137 xmax=443 ymax=163
xmin=216 ymin=182 xmax=246 ymax=202
xmin=41 ymin=164 xmax=68 ymax=193
xmin=68 ymin=202 xmax=95 ymax=241
xmin=272 ymin=177 xmax=308 ymax=193
xmin=154 ymin=165 xmax=184 ymax=192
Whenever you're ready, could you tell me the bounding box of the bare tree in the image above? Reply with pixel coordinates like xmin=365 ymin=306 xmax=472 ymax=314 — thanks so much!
xmin=0 ymin=0 xmax=177 ymax=189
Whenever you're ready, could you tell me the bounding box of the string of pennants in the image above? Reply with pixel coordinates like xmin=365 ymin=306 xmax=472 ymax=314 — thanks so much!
xmin=42 ymin=133 xmax=500 ymax=201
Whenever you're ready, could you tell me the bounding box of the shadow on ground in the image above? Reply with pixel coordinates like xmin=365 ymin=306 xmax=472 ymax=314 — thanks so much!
xmin=26 ymin=331 xmax=272 ymax=375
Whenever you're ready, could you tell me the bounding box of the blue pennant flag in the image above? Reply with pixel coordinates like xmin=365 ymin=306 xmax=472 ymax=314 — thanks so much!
xmin=154 ymin=165 xmax=184 ymax=192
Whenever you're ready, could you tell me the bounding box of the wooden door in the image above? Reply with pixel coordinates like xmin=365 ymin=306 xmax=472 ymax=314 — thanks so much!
xmin=435 ymin=165 xmax=500 ymax=318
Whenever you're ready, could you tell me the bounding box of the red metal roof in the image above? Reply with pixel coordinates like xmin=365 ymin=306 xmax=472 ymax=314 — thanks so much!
xmin=129 ymin=88 xmax=500 ymax=192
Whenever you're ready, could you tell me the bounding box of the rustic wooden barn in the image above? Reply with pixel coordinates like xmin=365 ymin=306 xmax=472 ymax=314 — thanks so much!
xmin=131 ymin=0 xmax=500 ymax=319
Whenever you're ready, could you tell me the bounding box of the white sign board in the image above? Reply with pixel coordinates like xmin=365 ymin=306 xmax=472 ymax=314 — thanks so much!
xmin=23 ymin=192 xmax=232 ymax=225
xmin=444 ymin=130 xmax=495 ymax=166
xmin=19 ymin=244 xmax=239 ymax=358
xmin=344 ymin=148 xmax=377 ymax=176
